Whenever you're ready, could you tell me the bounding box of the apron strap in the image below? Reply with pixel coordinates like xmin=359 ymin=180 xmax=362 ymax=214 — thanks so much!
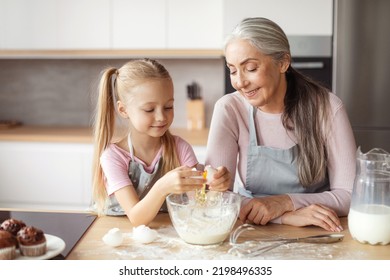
xmin=248 ymin=105 xmax=258 ymax=146
xmin=127 ymin=133 xmax=135 ymax=161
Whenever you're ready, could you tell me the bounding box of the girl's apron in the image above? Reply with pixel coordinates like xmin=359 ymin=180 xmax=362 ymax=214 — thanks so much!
xmin=238 ymin=105 xmax=329 ymax=198
xmin=106 ymin=134 xmax=165 ymax=215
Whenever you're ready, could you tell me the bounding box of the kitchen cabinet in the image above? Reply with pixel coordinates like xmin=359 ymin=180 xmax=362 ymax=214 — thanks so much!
xmin=0 ymin=0 xmax=57 ymax=49
xmin=0 ymin=141 xmax=93 ymax=211
xmin=56 ymin=0 xmax=110 ymax=49
xmin=0 ymin=0 xmax=332 ymax=57
xmin=112 ymin=0 xmax=166 ymax=49
xmin=0 ymin=0 xmax=110 ymax=50
xmin=166 ymin=0 xmax=223 ymax=49
xmin=112 ymin=0 xmax=223 ymax=49
xmin=0 ymin=0 xmax=223 ymax=56
xmin=223 ymin=0 xmax=333 ymax=37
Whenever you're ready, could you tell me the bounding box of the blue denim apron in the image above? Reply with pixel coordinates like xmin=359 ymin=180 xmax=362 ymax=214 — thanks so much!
xmin=239 ymin=106 xmax=329 ymax=198
xmin=106 ymin=134 xmax=165 ymax=215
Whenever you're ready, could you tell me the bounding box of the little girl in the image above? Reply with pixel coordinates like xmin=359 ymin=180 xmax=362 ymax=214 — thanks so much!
xmin=92 ymin=58 xmax=230 ymax=226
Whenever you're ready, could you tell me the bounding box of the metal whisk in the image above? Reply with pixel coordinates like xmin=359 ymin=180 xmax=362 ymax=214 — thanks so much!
xmin=229 ymin=224 xmax=344 ymax=258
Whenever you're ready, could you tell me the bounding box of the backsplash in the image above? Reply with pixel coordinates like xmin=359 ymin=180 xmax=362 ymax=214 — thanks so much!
xmin=0 ymin=58 xmax=225 ymax=128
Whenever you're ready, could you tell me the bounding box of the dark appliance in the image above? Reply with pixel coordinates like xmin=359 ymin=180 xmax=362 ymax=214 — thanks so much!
xmin=334 ymin=0 xmax=390 ymax=152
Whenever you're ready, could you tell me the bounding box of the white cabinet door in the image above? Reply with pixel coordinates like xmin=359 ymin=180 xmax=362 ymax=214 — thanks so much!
xmin=223 ymin=0 xmax=333 ymax=37
xmin=111 ymin=0 xmax=166 ymax=49
xmin=56 ymin=0 xmax=110 ymax=49
xmin=167 ymin=0 xmax=223 ymax=49
xmin=112 ymin=0 xmax=223 ymax=50
xmin=1 ymin=0 xmax=223 ymax=50
xmin=0 ymin=0 xmax=110 ymax=49
xmin=0 ymin=142 xmax=93 ymax=211
xmin=0 ymin=0 xmax=57 ymax=49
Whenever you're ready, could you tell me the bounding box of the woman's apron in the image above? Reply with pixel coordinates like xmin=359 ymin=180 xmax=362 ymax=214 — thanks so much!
xmin=106 ymin=134 xmax=166 ymax=215
xmin=238 ymin=105 xmax=329 ymax=198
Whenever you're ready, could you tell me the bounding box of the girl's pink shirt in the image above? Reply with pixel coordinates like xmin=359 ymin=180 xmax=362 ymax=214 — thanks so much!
xmin=205 ymin=91 xmax=357 ymax=217
xmin=101 ymin=135 xmax=198 ymax=195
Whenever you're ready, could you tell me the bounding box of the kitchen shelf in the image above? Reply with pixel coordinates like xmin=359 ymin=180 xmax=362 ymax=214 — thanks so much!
xmin=0 ymin=125 xmax=209 ymax=145
xmin=0 ymin=126 xmax=94 ymax=143
xmin=0 ymin=49 xmax=224 ymax=59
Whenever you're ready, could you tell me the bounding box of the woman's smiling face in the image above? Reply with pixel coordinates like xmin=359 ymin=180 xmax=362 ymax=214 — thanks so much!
xmin=225 ymin=38 xmax=289 ymax=113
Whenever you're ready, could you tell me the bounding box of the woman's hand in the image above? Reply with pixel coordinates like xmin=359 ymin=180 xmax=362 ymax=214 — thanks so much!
xmin=208 ymin=166 xmax=231 ymax=192
xmin=239 ymin=195 xmax=293 ymax=225
xmin=156 ymin=166 xmax=205 ymax=195
xmin=281 ymin=204 xmax=343 ymax=232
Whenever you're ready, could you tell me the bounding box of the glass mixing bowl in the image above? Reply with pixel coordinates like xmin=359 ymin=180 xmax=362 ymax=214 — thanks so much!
xmin=166 ymin=190 xmax=241 ymax=245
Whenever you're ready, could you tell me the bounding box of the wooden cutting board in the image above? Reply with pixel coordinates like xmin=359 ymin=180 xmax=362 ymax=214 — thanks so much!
xmin=0 ymin=120 xmax=22 ymax=129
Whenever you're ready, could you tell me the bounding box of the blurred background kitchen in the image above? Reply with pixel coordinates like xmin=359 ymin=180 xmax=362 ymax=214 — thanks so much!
xmin=0 ymin=0 xmax=333 ymax=128
xmin=1 ymin=0 xmax=389 ymax=210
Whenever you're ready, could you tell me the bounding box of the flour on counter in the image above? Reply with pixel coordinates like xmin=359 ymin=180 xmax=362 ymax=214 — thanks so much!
xmin=118 ymin=226 xmax=238 ymax=260
xmin=72 ymin=226 xmax=369 ymax=260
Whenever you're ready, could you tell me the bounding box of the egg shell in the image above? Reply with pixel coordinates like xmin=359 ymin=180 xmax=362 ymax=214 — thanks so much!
xmin=132 ymin=225 xmax=158 ymax=244
xmin=205 ymin=165 xmax=217 ymax=184
xmin=102 ymin=227 xmax=124 ymax=247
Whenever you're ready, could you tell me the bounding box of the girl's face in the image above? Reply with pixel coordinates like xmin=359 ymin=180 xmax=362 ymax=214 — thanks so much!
xmin=225 ymin=38 xmax=289 ymax=113
xmin=118 ymin=79 xmax=174 ymax=138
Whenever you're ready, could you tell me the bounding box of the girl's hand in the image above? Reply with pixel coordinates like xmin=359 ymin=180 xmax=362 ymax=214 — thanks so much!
xmin=157 ymin=166 xmax=205 ymax=195
xmin=281 ymin=204 xmax=343 ymax=232
xmin=208 ymin=166 xmax=231 ymax=192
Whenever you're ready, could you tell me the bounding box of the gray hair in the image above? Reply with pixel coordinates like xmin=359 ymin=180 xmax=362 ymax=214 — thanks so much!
xmin=225 ymin=17 xmax=291 ymax=63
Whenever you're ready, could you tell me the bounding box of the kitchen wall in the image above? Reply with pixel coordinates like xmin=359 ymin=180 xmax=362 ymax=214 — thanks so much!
xmin=0 ymin=58 xmax=225 ymax=128
xmin=0 ymin=0 xmax=334 ymax=130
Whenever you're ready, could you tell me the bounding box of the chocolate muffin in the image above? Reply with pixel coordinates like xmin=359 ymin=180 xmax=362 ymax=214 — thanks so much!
xmin=0 ymin=219 xmax=26 ymax=236
xmin=0 ymin=230 xmax=18 ymax=260
xmin=17 ymin=226 xmax=47 ymax=257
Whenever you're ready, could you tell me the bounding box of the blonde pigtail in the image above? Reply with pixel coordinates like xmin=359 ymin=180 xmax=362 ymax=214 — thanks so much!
xmin=92 ymin=67 xmax=118 ymax=215
xmin=161 ymin=130 xmax=181 ymax=175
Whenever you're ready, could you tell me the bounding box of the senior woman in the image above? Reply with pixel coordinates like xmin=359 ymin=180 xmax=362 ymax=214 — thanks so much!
xmin=205 ymin=17 xmax=356 ymax=232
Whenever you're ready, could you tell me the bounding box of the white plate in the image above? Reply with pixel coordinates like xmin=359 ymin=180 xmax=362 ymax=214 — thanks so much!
xmin=15 ymin=234 xmax=66 ymax=260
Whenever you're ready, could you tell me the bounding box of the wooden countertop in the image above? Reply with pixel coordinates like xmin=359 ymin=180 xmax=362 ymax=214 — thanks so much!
xmin=0 ymin=126 xmax=209 ymax=146
xmin=67 ymin=213 xmax=390 ymax=260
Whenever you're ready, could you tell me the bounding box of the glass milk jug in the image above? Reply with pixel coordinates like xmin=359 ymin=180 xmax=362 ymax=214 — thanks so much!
xmin=348 ymin=147 xmax=390 ymax=245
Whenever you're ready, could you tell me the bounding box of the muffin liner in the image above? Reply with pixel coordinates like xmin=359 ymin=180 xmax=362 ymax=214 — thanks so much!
xmin=0 ymin=245 xmax=16 ymax=260
xmin=19 ymin=242 xmax=47 ymax=257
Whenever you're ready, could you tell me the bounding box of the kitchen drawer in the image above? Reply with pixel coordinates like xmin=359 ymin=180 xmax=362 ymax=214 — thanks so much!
xmin=0 ymin=141 xmax=93 ymax=211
